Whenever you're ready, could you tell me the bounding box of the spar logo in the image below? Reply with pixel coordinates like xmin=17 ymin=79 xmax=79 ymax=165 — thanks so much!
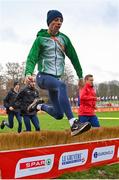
xmin=15 ymin=154 xmax=54 ymax=178
xmin=20 ymin=158 xmax=51 ymax=169
xmin=92 ymin=145 xmax=115 ymax=163
xmin=58 ymin=149 xmax=88 ymax=170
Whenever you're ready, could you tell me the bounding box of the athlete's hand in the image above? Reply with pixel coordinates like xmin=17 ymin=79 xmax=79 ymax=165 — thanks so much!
xmin=9 ymin=106 xmax=14 ymax=111
xmin=24 ymin=75 xmax=34 ymax=84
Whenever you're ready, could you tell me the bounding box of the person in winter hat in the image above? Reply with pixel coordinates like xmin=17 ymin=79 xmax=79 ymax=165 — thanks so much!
xmin=47 ymin=10 xmax=63 ymax=26
xmin=0 ymin=80 xmax=22 ymax=133
xmin=25 ymin=10 xmax=91 ymax=136
xmin=13 ymin=80 xmax=20 ymax=87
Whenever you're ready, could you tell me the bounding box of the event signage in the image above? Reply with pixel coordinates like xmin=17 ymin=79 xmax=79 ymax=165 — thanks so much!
xmin=0 ymin=138 xmax=119 ymax=179
xmin=15 ymin=154 xmax=54 ymax=178
xmin=59 ymin=149 xmax=88 ymax=169
xmin=92 ymin=145 xmax=115 ymax=163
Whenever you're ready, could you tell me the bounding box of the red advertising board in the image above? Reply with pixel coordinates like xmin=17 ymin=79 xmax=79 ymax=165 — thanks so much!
xmin=0 ymin=138 xmax=119 ymax=179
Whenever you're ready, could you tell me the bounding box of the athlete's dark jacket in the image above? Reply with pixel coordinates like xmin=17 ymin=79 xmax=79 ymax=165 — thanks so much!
xmin=14 ymin=85 xmax=39 ymax=115
xmin=3 ymin=89 xmax=18 ymax=114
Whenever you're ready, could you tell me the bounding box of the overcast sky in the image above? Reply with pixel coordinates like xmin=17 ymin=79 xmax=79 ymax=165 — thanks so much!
xmin=0 ymin=0 xmax=119 ymax=83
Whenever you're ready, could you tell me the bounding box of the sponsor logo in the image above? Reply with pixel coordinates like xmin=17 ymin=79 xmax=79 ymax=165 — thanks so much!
xmin=58 ymin=149 xmax=88 ymax=170
xmin=20 ymin=159 xmax=51 ymax=169
xmin=92 ymin=146 xmax=115 ymax=163
xmin=15 ymin=154 xmax=54 ymax=178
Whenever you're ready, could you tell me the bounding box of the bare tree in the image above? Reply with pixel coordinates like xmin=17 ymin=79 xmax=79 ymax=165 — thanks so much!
xmin=0 ymin=64 xmax=7 ymax=103
xmin=108 ymin=81 xmax=119 ymax=97
xmin=5 ymin=62 xmax=25 ymax=81
xmin=96 ymin=81 xmax=119 ymax=98
xmin=61 ymin=65 xmax=78 ymax=98
xmin=97 ymin=83 xmax=108 ymax=97
xmin=61 ymin=65 xmax=75 ymax=84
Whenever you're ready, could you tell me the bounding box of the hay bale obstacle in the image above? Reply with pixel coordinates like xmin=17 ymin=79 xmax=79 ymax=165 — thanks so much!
xmin=0 ymin=127 xmax=119 ymax=179
xmin=0 ymin=127 xmax=119 ymax=150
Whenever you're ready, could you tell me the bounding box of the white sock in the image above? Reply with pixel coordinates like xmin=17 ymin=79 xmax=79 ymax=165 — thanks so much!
xmin=69 ymin=117 xmax=76 ymax=127
xmin=37 ymin=104 xmax=42 ymax=110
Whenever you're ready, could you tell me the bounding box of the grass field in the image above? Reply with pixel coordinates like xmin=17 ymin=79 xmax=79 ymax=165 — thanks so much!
xmin=0 ymin=111 xmax=119 ymax=179
xmin=58 ymin=163 xmax=119 ymax=179
xmin=0 ymin=111 xmax=119 ymax=133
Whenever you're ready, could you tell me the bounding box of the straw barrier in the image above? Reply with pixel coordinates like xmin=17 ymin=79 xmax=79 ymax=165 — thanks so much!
xmin=0 ymin=127 xmax=119 ymax=179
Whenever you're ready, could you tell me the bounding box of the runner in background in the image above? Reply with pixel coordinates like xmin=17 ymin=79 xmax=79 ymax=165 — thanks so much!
xmin=13 ymin=79 xmax=42 ymax=131
xmin=0 ymin=80 xmax=22 ymax=133
xmin=78 ymin=74 xmax=100 ymax=127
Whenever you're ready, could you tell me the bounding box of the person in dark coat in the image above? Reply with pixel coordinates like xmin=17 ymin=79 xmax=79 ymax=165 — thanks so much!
xmin=0 ymin=80 xmax=22 ymax=133
xmin=14 ymin=79 xmax=42 ymax=131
